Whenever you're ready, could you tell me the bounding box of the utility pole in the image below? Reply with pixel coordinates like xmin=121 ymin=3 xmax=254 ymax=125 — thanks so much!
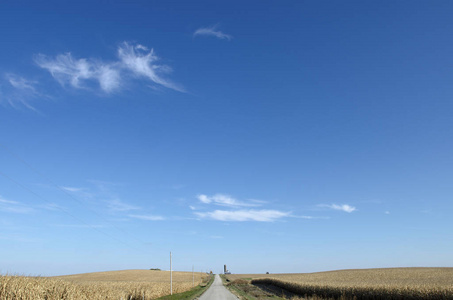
xmin=170 ymin=252 xmax=173 ymax=295
xmin=192 ymin=265 xmax=194 ymax=287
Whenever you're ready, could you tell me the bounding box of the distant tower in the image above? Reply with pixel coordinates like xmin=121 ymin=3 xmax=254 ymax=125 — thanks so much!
xmin=224 ymin=265 xmax=230 ymax=274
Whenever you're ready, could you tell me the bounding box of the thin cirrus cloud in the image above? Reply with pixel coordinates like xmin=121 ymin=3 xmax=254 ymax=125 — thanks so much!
xmin=195 ymin=209 xmax=290 ymax=222
xmin=197 ymin=193 xmax=260 ymax=207
xmin=320 ymin=204 xmax=357 ymax=213
xmin=106 ymin=199 xmax=141 ymax=212
xmin=1 ymin=74 xmax=42 ymax=111
xmin=60 ymin=186 xmax=85 ymax=193
xmin=128 ymin=214 xmax=165 ymax=221
xmin=34 ymin=41 xmax=183 ymax=94
xmin=194 ymin=193 xmax=290 ymax=222
xmin=6 ymin=74 xmax=38 ymax=93
xmin=291 ymin=215 xmax=330 ymax=220
xmin=193 ymin=25 xmax=232 ymax=40
xmin=58 ymin=185 xmax=96 ymax=201
xmin=60 ymin=182 xmax=165 ymax=221
xmin=0 ymin=196 xmax=33 ymax=214
xmin=117 ymin=43 xmax=183 ymax=91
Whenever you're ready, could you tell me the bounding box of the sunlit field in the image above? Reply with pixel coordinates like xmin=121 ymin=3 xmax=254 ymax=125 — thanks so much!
xmin=0 ymin=269 xmax=208 ymax=300
xmin=226 ymin=268 xmax=453 ymax=299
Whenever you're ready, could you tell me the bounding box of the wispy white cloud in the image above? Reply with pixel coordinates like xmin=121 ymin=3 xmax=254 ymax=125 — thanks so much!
xmin=106 ymin=199 xmax=140 ymax=212
xmin=195 ymin=209 xmax=290 ymax=222
xmin=298 ymin=215 xmax=315 ymax=219
xmin=320 ymin=204 xmax=357 ymax=213
xmin=34 ymin=41 xmax=183 ymax=94
xmin=128 ymin=214 xmax=165 ymax=221
xmin=291 ymin=215 xmax=330 ymax=220
xmin=197 ymin=193 xmax=261 ymax=207
xmin=58 ymin=185 xmax=95 ymax=201
xmin=98 ymin=64 xmax=122 ymax=92
xmin=0 ymin=196 xmax=33 ymax=214
xmin=55 ymin=224 xmax=107 ymax=228
xmin=7 ymin=74 xmax=38 ymax=92
xmin=34 ymin=52 xmax=120 ymax=93
xmin=60 ymin=182 xmax=166 ymax=222
xmin=38 ymin=203 xmax=65 ymax=211
xmin=198 ymin=194 xmax=211 ymax=204
xmin=60 ymin=186 xmax=84 ymax=193
xmin=35 ymin=53 xmax=94 ymax=89
xmin=194 ymin=193 xmax=289 ymax=222
xmin=117 ymin=42 xmax=184 ymax=92
xmin=1 ymin=74 xmax=43 ymax=111
xmin=194 ymin=25 xmax=232 ymax=40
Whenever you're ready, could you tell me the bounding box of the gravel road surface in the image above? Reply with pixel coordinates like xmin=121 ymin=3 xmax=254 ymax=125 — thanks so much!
xmin=199 ymin=274 xmax=238 ymax=300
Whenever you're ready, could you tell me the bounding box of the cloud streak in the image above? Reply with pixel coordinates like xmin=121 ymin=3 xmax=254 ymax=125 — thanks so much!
xmin=35 ymin=42 xmax=182 ymax=94
xmin=59 ymin=182 xmax=166 ymax=221
xmin=117 ymin=42 xmax=183 ymax=91
xmin=197 ymin=193 xmax=260 ymax=207
xmin=0 ymin=196 xmax=33 ymax=214
xmin=60 ymin=186 xmax=85 ymax=193
xmin=291 ymin=215 xmax=330 ymax=220
xmin=106 ymin=199 xmax=140 ymax=212
xmin=195 ymin=209 xmax=290 ymax=222
xmin=7 ymin=74 xmax=38 ymax=92
xmin=194 ymin=193 xmax=290 ymax=222
xmin=128 ymin=214 xmax=165 ymax=221
xmin=34 ymin=53 xmax=98 ymax=89
xmin=1 ymin=74 xmax=43 ymax=111
xmin=194 ymin=25 xmax=232 ymax=40
xmin=320 ymin=204 xmax=357 ymax=213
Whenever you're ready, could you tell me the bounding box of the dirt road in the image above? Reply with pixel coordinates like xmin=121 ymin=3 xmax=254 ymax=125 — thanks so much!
xmin=199 ymin=274 xmax=238 ymax=300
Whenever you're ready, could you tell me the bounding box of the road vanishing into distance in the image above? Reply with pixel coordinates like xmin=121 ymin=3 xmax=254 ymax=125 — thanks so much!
xmin=199 ymin=274 xmax=238 ymax=300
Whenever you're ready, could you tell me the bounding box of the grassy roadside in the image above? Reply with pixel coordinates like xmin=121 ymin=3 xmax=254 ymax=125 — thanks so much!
xmin=157 ymin=274 xmax=215 ymax=300
xmin=220 ymin=275 xmax=252 ymax=300
xmin=220 ymin=275 xmax=285 ymax=300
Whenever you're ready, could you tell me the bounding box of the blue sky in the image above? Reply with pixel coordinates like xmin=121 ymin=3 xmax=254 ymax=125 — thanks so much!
xmin=1 ymin=1 xmax=453 ymax=276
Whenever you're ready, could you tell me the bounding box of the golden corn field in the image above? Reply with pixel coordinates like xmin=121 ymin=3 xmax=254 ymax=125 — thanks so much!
xmin=227 ymin=268 xmax=453 ymax=299
xmin=0 ymin=269 xmax=209 ymax=300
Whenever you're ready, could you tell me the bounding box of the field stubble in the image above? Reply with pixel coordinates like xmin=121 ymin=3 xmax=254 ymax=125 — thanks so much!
xmin=0 ymin=269 xmax=208 ymax=300
xmin=226 ymin=268 xmax=453 ymax=300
